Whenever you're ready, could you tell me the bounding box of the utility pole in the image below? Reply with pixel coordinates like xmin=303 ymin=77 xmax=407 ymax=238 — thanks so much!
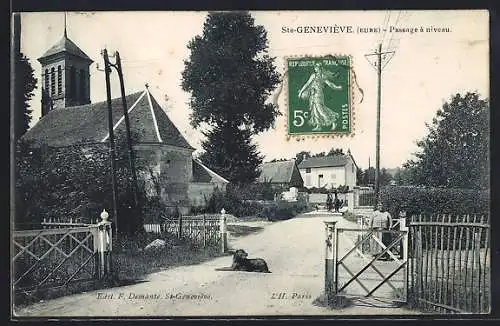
xmin=112 ymin=51 xmax=139 ymax=208
xmin=102 ymin=48 xmax=120 ymax=238
xmin=365 ymin=43 xmax=395 ymax=205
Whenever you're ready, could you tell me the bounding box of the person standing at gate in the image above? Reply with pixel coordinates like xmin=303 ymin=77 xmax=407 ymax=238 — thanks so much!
xmin=370 ymin=202 xmax=393 ymax=260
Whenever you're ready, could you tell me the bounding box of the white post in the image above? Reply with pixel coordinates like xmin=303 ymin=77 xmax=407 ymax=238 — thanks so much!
xmin=324 ymin=221 xmax=337 ymax=302
xmin=96 ymin=209 xmax=113 ymax=279
xmin=347 ymin=191 xmax=354 ymax=212
xmin=219 ymin=208 xmax=227 ymax=253
xmin=400 ymin=216 xmax=408 ymax=301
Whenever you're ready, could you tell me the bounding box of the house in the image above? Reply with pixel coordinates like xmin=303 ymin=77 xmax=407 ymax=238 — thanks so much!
xmin=21 ymin=28 xmax=228 ymax=214
xmin=257 ymin=160 xmax=304 ymax=191
xmin=298 ymin=151 xmax=357 ymax=190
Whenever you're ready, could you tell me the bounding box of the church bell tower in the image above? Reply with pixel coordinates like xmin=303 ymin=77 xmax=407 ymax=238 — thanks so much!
xmin=37 ymin=14 xmax=93 ymax=116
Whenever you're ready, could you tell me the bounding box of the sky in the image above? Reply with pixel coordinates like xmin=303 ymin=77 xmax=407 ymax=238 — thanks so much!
xmin=18 ymin=10 xmax=489 ymax=169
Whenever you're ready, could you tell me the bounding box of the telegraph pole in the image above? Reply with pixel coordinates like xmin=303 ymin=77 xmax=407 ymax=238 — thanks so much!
xmin=365 ymin=43 xmax=395 ymax=205
xmin=102 ymin=48 xmax=120 ymax=238
xmin=112 ymin=51 xmax=139 ymax=208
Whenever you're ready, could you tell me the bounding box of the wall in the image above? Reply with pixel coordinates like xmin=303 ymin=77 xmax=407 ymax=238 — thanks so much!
xmin=300 ymin=166 xmax=346 ymax=188
xmin=187 ymin=182 xmax=227 ymax=207
xmin=135 ymin=144 xmax=193 ymax=207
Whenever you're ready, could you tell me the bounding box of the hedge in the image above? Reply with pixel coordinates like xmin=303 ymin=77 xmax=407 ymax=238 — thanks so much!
xmin=379 ymin=185 xmax=490 ymax=218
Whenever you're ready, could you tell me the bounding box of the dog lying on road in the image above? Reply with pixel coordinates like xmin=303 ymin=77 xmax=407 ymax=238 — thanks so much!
xmin=215 ymin=249 xmax=271 ymax=273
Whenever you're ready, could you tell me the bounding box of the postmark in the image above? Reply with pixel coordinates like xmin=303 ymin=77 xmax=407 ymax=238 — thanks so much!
xmin=285 ymin=55 xmax=356 ymax=139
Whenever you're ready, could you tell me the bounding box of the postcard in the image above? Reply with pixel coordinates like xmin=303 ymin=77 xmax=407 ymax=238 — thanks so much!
xmin=11 ymin=10 xmax=490 ymax=318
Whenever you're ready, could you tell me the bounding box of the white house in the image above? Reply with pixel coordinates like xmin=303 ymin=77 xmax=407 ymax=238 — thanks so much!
xmin=298 ymin=150 xmax=358 ymax=190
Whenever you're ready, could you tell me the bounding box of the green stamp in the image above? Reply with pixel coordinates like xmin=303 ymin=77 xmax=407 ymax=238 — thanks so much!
xmin=287 ymin=56 xmax=352 ymax=136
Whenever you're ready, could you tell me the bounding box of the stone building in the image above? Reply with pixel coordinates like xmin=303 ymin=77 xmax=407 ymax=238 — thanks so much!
xmin=22 ymin=27 xmax=228 ymax=214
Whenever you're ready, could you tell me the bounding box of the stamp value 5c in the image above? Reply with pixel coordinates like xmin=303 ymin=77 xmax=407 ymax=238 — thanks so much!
xmin=286 ymin=56 xmax=353 ymax=137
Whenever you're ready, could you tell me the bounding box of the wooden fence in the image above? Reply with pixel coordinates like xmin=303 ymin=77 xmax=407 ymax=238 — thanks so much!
xmin=13 ymin=215 xmax=112 ymax=296
xmin=144 ymin=211 xmax=228 ymax=251
xmin=408 ymin=214 xmax=490 ymax=313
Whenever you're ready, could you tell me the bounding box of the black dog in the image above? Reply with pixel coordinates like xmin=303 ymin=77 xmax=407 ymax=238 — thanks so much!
xmin=215 ymin=249 xmax=271 ymax=273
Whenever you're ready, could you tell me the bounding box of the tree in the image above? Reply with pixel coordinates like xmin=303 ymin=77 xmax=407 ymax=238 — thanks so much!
xmin=199 ymin=125 xmax=263 ymax=183
xmin=181 ymin=12 xmax=280 ymax=183
xmin=295 ymin=151 xmax=311 ymax=165
xmin=356 ymin=167 xmax=363 ymax=186
xmin=404 ymin=92 xmax=489 ymax=190
xmin=15 ymin=52 xmax=37 ymax=140
xmin=327 ymin=148 xmax=344 ymax=156
xmin=379 ymin=168 xmax=393 ymax=186
xmin=15 ymin=133 xmax=149 ymax=234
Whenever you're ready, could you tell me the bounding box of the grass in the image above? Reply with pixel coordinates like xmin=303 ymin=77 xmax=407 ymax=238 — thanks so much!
xmin=312 ymin=291 xmax=354 ymax=310
xmin=226 ymin=224 xmax=264 ymax=237
xmin=111 ymin=232 xmax=228 ymax=281
xmin=342 ymin=211 xmax=363 ymax=223
xmin=14 ymin=231 xmax=229 ymax=307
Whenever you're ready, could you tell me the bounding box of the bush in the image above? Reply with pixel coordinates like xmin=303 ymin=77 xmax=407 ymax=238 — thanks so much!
xmin=260 ymin=199 xmax=309 ymax=221
xmin=380 ymin=185 xmax=490 ymax=218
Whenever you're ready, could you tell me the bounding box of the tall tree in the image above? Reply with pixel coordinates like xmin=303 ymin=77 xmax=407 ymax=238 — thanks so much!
xmin=200 ymin=125 xmax=263 ymax=184
xmin=327 ymin=147 xmax=344 ymax=156
xmin=181 ymin=12 xmax=280 ymax=183
xmin=295 ymin=151 xmax=311 ymax=165
xmin=404 ymin=92 xmax=489 ymax=190
xmin=15 ymin=52 xmax=37 ymax=140
xmin=356 ymin=167 xmax=363 ymax=186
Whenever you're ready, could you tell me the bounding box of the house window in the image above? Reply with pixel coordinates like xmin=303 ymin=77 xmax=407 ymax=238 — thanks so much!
xmin=318 ymin=174 xmax=323 ymax=178
xmin=57 ymin=65 xmax=62 ymax=95
xmin=44 ymin=69 xmax=49 ymax=90
xmin=306 ymin=168 xmax=311 ymax=173
xmin=50 ymin=67 xmax=55 ymax=96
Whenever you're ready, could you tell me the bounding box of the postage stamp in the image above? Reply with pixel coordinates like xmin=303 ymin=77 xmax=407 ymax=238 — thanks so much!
xmin=286 ymin=55 xmax=353 ymax=136
xmin=11 ymin=9 xmax=490 ymax=319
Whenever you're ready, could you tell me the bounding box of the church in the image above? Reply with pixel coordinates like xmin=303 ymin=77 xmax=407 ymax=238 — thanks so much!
xmin=22 ymin=26 xmax=229 ymax=214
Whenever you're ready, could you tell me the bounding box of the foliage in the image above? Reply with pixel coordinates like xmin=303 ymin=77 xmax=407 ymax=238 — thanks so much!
xmin=403 ymin=92 xmax=489 ymax=190
xmin=201 ymin=184 xmax=309 ymax=219
xmin=379 ymin=185 xmax=489 ymax=218
xmin=295 ymin=148 xmax=344 ymax=165
xmin=304 ymin=185 xmax=349 ymax=194
xmin=182 ymin=11 xmax=280 ymax=183
xmin=295 ymin=151 xmax=311 ymax=165
xmin=356 ymin=167 xmax=393 ymax=187
xmin=198 ymin=125 xmax=263 ymax=183
xmin=14 ymin=52 xmax=37 ymax=140
xmin=15 ymin=132 xmax=151 ymax=235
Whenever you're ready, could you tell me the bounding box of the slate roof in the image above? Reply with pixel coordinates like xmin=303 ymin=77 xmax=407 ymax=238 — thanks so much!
xmin=38 ymin=34 xmax=93 ymax=62
xmin=258 ymin=160 xmax=298 ymax=184
xmin=192 ymin=159 xmax=230 ymax=184
xmin=22 ymin=88 xmax=194 ymax=150
xmin=298 ymin=155 xmax=350 ymax=169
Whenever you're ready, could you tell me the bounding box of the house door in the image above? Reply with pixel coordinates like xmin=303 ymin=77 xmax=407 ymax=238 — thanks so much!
xmin=318 ymin=174 xmax=324 ymax=187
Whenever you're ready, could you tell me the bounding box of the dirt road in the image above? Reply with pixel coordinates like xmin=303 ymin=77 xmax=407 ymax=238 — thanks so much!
xmin=15 ymin=211 xmax=420 ymax=317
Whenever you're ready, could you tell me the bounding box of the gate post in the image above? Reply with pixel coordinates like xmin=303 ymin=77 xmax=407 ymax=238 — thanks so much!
xmin=220 ymin=208 xmax=228 ymax=253
xmin=347 ymin=191 xmax=354 ymax=212
xmin=324 ymin=221 xmax=338 ymax=301
xmin=400 ymin=217 xmax=408 ymax=301
xmin=97 ymin=209 xmax=113 ymax=279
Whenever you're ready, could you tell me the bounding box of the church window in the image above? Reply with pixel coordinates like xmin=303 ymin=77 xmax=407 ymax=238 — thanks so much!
xmin=50 ymin=67 xmax=55 ymax=96
xmin=44 ymin=69 xmax=49 ymax=90
xmin=79 ymin=69 xmax=86 ymax=101
xmin=57 ymin=65 xmax=62 ymax=95
xmin=70 ymin=67 xmax=76 ymax=100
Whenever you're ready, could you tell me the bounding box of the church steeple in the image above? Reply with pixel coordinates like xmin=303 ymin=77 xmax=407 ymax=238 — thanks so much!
xmin=64 ymin=12 xmax=67 ymax=38
xmin=37 ymin=13 xmax=93 ymax=116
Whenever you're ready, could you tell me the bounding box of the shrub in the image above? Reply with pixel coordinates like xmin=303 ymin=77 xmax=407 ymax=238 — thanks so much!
xmin=380 ymin=185 xmax=490 ymax=218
